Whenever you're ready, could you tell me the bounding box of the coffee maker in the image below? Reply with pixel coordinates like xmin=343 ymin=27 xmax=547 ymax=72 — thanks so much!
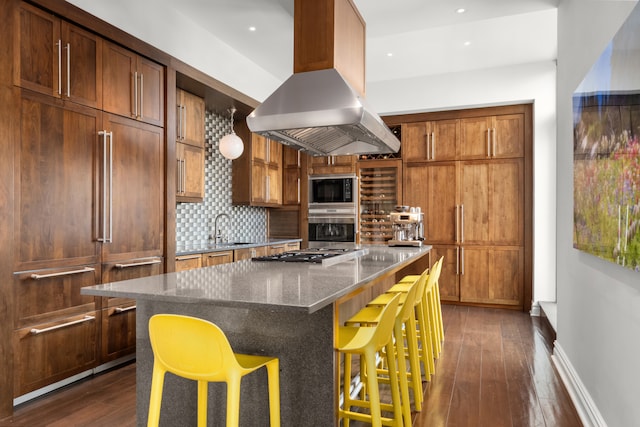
xmin=388 ymin=206 xmax=424 ymax=247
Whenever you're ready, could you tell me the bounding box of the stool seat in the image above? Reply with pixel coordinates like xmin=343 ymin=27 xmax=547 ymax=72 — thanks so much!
xmin=147 ymin=314 xmax=280 ymax=427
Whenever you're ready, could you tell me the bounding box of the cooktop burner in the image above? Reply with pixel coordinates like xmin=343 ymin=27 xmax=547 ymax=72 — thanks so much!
xmin=252 ymin=248 xmax=366 ymax=264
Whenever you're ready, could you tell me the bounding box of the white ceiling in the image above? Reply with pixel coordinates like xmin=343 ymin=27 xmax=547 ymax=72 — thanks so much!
xmin=162 ymin=0 xmax=559 ymax=84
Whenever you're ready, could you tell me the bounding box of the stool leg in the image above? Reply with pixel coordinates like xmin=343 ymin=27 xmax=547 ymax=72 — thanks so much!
xmin=393 ymin=320 xmax=413 ymax=425
xmin=147 ymin=363 xmax=165 ymax=427
xmin=364 ymin=348 xmax=383 ymax=427
xmin=384 ymin=340 xmax=404 ymax=427
xmin=416 ymin=299 xmax=435 ymax=378
xmin=342 ymin=353 xmax=352 ymax=427
xmin=265 ymin=360 xmax=281 ymax=427
xmin=197 ymin=380 xmax=208 ymax=427
xmin=406 ymin=314 xmax=423 ymax=411
xmin=226 ymin=377 xmax=241 ymax=427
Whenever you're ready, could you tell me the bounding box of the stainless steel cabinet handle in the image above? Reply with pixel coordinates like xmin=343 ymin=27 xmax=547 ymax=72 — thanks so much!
xmin=115 ymin=259 xmax=162 ymax=269
xmin=176 ymin=159 xmax=181 ymax=193
xmin=460 ymin=247 xmax=465 ymax=275
xmin=460 ymin=204 xmax=464 ymax=243
xmin=114 ymin=305 xmax=136 ymax=314
xmin=176 ymin=105 xmax=182 ymax=140
xmin=455 ymin=205 xmax=459 ymax=243
xmin=30 ymin=315 xmax=95 ymax=335
xmin=266 ymin=175 xmax=270 ymax=201
xmin=181 ymin=159 xmax=186 ymax=194
xmin=30 ymin=266 xmax=95 ymax=280
xmin=56 ymin=40 xmax=62 ymax=95
xmin=425 ymin=133 xmax=430 ymax=160
xmin=207 ymin=252 xmax=230 ymax=258
xmin=431 ymin=132 xmax=435 ymax=160
xmin=97 ymin=130 xmax=113 ymax=243
xmin=492 ymin=127 xmax=496 ymax=157
xmin=132 ymin=72 xmax=138 ymax=117
xmin=139 ymin=73 xmax=144 ymax=118
xmin=486 ymin=128 xmax=491 ymax=157
xmin=178 ymin=254 xmax=201 ymax=261
xmin=65 ymin=43 xmax=71 ymax=97
xmin=297 ymin=150 xmax=301 ymax=167
xmin=456 ymin=246 xmax=460 ymax=275
xmin=182 ymin=105 xmax=187 ymax=139
xmin=297 ymin=178 xmax=301 ymax=203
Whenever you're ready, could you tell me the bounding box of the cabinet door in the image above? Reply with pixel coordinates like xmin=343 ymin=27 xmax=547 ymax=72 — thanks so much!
xmin=309 ymin=155 xmax=355 ymax=174
xmin=100 ymin=299 xmax=136 ymax=363
xmin=61 ymin=21 xmax=102 ymax=108
xmin=283 ymin=167 xmax=301 ymax=205
xmin=176 ymin=89 xmax=204 ymax=147
xmin=251 ymin=163 xmax=268 ymax=204
xmin=402 ymin=120 xmax=458 ymax=162
xmin=267 ymin=164 xmax=283 ymax=204
xmin=402 ymin=122 xmax=428 ymax=162
xmin=13 ymin=311 xmax=98 ymax=396
xmin=404 ymin=162 xmax=458 ymax=245
xmin=252 ymin=133 xmax=269 ymax=162
xmin=17 ymin=92 xmax=100 ymax=270
xmin=460 ymin=159 xmax=523 ymax=245
xmin=15 ymin=3 xmax=61 ymax=97
xmin=176 ymin=142 xmax=205 ymax=201
xmin=202 ymin=251 xmax=233 ymax=266
xmin=283 ymin=146 xmax=301 ymax=168
xmin=460 ymin=116 xmax=492 ymax=159
xmin=101 ymin=114 xmax=164 ymax=260
xmin=429 ymin=245 xmax=459 ymax=302
xmin=234 ymin=246 xmax=268 ymax=261
xmin=175 ymin=254 xmax=202 ymax=271
xmin=137 ymin=56 xmax=164 ymax=126
xmin=459 ymin=246 xmax=523 ymax=306
xmin=492 ymin=114 xmax=524 ymax=158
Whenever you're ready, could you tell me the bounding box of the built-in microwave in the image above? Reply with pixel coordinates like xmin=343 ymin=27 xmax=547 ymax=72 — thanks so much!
xmin=309 ymin=174 xmax=357 ymax=205
xmin=308 ymin=217 xmax=356 ymax=243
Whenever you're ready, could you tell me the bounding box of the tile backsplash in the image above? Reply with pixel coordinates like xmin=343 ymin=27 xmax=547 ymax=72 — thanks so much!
xmin=176 ymin=110 xmax=266 ymax=246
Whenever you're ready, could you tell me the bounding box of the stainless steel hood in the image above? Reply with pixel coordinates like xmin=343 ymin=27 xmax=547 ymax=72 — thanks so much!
xmin=246 ymin=68 xmax=400 ymax=156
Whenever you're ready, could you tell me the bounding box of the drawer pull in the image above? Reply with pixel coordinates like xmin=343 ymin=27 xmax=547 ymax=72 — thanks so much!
xmin=30 ymin=315 xmax=95 ymax=335
xmin=177 ymin=255 xmax=201 ymax=261
xmin=114 ymin=305 xmax=136 ymax=315
xmin=207 ymin=253 xmax=230 ymax=258
xmin=30 ymin=266 xmax=95 ymax=280
xmin=115 ymin=259 xmax=162 ymax=269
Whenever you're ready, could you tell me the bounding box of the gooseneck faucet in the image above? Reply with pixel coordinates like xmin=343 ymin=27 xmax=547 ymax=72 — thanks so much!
xmin=213 ymin=213 xmax=230 ymax=244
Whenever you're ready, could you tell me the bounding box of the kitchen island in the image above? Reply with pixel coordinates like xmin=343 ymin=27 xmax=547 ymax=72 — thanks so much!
xmin=82 ymin=244 xmax=431 ymax=426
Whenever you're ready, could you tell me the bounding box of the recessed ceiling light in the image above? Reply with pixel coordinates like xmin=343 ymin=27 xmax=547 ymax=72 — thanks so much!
xmin=456 ymin=8 xmax=466 ymax=14
xmin=248 ymin=26 xmax=257 ymax=32
xmin=464 ymin=41 xmax=471 ymax=46
xmin=387 ymin=52 xmax=393 ymax=57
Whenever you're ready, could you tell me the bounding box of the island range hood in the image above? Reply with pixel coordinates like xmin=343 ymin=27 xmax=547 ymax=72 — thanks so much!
xmin=246 ymin=68 xmax=400 ymax=156
xmin=245 ymin=0 xmax=400 ymax=157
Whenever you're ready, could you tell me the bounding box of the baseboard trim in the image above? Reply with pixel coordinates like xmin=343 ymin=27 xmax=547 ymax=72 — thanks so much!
xmin=552 ymin=342 xmax=608 ymax=427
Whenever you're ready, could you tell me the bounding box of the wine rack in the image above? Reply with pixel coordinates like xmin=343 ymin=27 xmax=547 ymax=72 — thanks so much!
xmin=357 ymin=159 xmax=402 ymax=244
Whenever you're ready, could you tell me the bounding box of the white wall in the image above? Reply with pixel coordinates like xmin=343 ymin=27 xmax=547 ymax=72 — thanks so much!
xmin=556 ymin=1 xmax=640 ymax=426
xmin=368 ymin=61 xmax=558 ymax=305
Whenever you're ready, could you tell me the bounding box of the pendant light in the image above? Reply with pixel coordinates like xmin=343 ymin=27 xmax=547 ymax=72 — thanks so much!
xmin=219 ymin=108 xmax=244 ymax=160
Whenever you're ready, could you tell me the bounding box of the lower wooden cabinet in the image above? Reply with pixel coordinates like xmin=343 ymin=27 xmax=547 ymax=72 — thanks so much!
xmin=13 ymin=311 xmax=99 ymax=397
xmin=175 ymin=254 xmax=203 ymax=271
xmin=100 ymin=299 xmax=136 ymax=363
xmin=234 ymin=246 xmax=268 ymax=261
xmin=201 ymin=251 xmax=233 ymax=267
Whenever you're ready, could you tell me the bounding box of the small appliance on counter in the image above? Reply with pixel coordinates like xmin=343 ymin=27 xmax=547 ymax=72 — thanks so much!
xmin=387 ymin=206 xmax=424 ymax=247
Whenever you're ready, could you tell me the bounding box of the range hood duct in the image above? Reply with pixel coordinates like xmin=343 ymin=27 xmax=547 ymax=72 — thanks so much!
xmin=246 ymin=68 xmax=400 ymax=156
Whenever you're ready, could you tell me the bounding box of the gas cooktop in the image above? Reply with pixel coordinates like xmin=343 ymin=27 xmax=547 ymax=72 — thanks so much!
xmin=252 ymin=247 xmax=367 ymax=265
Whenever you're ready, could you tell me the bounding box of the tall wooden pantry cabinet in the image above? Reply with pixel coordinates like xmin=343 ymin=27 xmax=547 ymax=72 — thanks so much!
xmin=392 ymin=104 xmax=532 ymax=310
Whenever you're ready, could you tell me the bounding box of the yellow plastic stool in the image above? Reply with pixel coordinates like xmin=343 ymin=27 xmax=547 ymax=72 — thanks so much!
xmin=337 ymin=293 xmax=403 ymax=427
xmin=147 ymin=314 xmax=280 ymax=427
xmin=345 ymin=273 xmax=424 ymax=420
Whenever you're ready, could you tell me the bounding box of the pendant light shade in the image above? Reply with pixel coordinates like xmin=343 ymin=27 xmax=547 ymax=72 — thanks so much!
xmin=219 ymin=108 xmax=244 ymax=160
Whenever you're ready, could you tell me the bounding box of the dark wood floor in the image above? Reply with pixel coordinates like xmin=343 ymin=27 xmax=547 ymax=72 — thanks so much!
xmin=1 ymin=305 xmax=582 ymax=427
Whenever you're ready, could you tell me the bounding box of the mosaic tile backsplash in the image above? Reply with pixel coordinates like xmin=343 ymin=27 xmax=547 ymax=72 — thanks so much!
xmin=176 ymin=111 xmax=266 ymax=246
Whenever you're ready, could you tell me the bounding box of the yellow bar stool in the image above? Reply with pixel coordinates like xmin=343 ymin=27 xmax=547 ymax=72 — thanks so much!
xmin=345 ymin=271 xmax=425 ymax=417
xmin=366 ymin=265 xmax=437 ymax=379
xmin=337 ymin=293 xmax=403 ymax=427
xmin=147 ymin=314 xmax=280 ymax=427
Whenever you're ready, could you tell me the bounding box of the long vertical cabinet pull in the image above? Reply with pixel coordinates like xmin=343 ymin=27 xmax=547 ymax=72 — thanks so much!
xmin=486 ymin=128 xmax=491 ymax=158
xmin=492 ymin=127 xmax=496 ymax=157
xmin=98 ymin=130 xmax=113 ymax=243
xmin=132 ymin=72 xmax=138 ymax=118
xmin=297 ymin=178 xmax=301 ymax=204
xmin=181 ymin=159 xmax=186 ymax=194
xmin=56 ymin=40 xmax=62 ymax=95
xmin=65 ymin=43 xmax=71 ymax=97
xmin=265 ymin=175 xmax=270 ymax=202
xmin=139 ymin=74 xmax=144 ymax=119
xmin=431 ymin=132 xmax=435 ymax=160
xmin=176 ymin=105 xmax=183 ymax=140
xmin=425 ymin=133 xmax=430 ymax=160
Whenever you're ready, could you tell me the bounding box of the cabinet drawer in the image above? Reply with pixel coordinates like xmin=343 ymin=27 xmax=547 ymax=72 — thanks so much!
xmin=234 ymin=246 xmax=268 ymax=261
xmin=14 ymin=265 xmax=99 ymax=329
xmin=175 ymin=254 xmax=202 ymax=271
xmin=13 ymin=311 xmax=98 ymax=397
xmin=102 ymin=257 xmax=163 ymax=283
xmin=100 ymin=301 xmax=136 ymax=363
xmin=201 ymin=251 xmax=233 ymax=267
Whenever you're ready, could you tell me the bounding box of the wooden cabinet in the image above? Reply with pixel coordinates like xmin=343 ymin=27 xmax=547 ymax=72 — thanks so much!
xmin=202 ymin=251 xmax=234 ymax=267
xmin=234 ymin=246 xmax=268 ymax=261
xmin=176 ymin=89 xmax=205 ymax=202
xmin=283 ymin=146 xmax=302 ymax=205
xmin=15 ymin=3 xmax=103 ymax=109
xmin=232 ymin=121 xmax=283 ymax=206
xmin=268 ymin=242 xmax=300 ymax=255
xmin=358 ymin=160 xmax=402 ymax=244
xmin=402 ymin=120 xmax=459 ymax=162
xmin=400 ymin=106 xmax=530 ymax=308
xmin=175 ymin=254 xmax=202 ymax=272
xmin=308 ymin=155 xmax=356 ymax=175
xmin=102 ymin=40 xmax=164 ymax=126
xmin=176 ymin=142 xmax=205 ymax=201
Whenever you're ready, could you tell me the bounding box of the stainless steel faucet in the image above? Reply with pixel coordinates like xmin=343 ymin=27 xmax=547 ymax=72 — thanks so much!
xmin=213 ymin=213 xmax=230 ymax=244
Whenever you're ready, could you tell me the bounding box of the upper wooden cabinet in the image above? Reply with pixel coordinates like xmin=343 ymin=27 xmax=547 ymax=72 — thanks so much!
xmin=176 ymin=88 xmax=205 ymax=147
xmin=308 ymin=155 xmax=356 ymax=175
xmin=402 ymin=120 xmax=460 ymax=163
xmin=102 ymin=40 xmax=164 ymax=127
xmin=233 ymin=121 xmax=283 ymax=207
xmin=15 ymin=3 xmax=103 ymax=109
xmin=294 ymin=0 xmax=366 ymax=95
xmin=283 ymin=146 xmax=302 ymax=205
xmin=460 ymin=114 xmax=524 ymax=160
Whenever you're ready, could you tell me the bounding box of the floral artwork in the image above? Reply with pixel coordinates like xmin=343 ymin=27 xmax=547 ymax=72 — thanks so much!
xmin=573 ymin=96 xmax=640 ymax=271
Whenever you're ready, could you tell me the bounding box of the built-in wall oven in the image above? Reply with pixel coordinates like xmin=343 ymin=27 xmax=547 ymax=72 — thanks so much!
xmin=308 ymin=175 xmax=358 ymax=245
